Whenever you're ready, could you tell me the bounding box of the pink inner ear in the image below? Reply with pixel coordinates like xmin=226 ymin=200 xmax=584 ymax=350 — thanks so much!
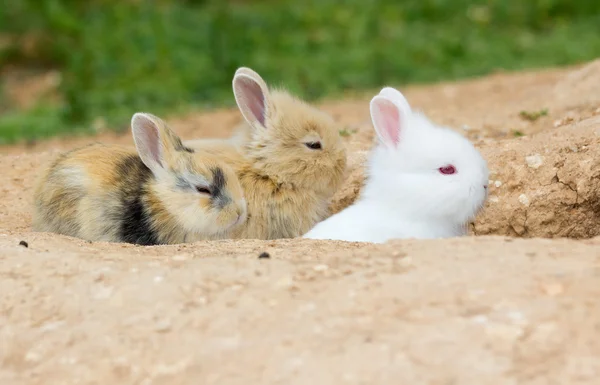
xmin=238 ymin=77 xmax=266 ymax=127
xmin=133 ymin=115 xmax=164 ymax=169
xmin=145 ymin=124 xmax=162 ymax=167
xmin=374 ymin=99 xmax=400 ymax=145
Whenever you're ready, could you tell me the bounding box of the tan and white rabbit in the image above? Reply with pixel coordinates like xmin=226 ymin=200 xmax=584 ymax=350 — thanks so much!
xmin=32 ymin=113 xmax=247 ymax=245
xmin=186 ymin=67 xmax=348 ymax=239
xmin=304 ymin=87 xmax=489 ymax=243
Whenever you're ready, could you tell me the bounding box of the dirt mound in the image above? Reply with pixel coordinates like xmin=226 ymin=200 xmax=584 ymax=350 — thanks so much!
xmin=476 ymin=115 xmax=600 ymax=237
xmin=2 ymin=60 xmax=600 ymax=384
xmin=553 ymin=59 xmax=600 ymax=107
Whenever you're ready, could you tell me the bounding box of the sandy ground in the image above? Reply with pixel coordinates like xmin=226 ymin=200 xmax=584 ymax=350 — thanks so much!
xmin=1 ymin=60 xmax=600 ymax=384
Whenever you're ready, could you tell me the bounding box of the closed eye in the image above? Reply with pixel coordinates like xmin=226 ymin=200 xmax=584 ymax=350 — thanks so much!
xmin=196 ymin=186 xmax=212 ymax=195
xmin=305 ymin=141 xmax=322 ymax=150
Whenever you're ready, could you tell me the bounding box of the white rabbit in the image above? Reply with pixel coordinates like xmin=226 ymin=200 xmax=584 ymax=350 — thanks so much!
xmin=303 ymin=87 xmax=489 ymax=243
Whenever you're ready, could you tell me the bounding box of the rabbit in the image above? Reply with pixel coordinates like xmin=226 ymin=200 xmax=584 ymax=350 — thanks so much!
xmin=303 ymin=87 xmax=489 ymax=243
xmin=32 ymin=112 xmax=247 ymax=245
xmin=185 ymin=67 xmax=348 ymax=239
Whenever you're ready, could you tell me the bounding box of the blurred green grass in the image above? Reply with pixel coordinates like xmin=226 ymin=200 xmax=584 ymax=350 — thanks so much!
xmin=1 ymin=0 xmax=599 ymax=144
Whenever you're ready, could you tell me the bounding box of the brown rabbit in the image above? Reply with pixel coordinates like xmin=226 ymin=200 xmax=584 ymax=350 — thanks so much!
xmin=186 ymin=67 xmax=347 ymax=239
xmin=32 ymin=113 xmax=247 ymax=245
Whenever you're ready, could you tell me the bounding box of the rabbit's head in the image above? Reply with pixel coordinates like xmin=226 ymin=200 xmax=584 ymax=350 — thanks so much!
xmin=232 ymin=67 xmax=347 ymax=197
xmin=365 ymin=87 xmax=489 ymax=228
xmin=132 ymin=113 xmax=247 ymax=236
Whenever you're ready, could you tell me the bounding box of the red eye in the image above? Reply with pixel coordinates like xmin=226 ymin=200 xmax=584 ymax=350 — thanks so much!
xmin=439 ymin=165 xmax=456 ymax=175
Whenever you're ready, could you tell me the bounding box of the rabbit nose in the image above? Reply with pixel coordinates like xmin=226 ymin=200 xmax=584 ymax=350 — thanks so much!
xmin=483 ymin=185 xmax=488 ymax=190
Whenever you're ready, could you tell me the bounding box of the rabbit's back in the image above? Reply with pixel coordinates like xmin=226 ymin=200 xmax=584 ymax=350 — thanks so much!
xmin=33 ymin=144 xmax=155 ymax=242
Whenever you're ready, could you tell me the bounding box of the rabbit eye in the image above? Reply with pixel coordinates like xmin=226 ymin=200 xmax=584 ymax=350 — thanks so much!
xmin=305 ymin=141 xmax=322 ymax=150
xmin=196 ymin=186 xmax=212 ymax=195
xmin=439 ymin=165 xmax=456 ymax=175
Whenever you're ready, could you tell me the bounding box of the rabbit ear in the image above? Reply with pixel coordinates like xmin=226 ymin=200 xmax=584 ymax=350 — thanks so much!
xmin=232 ymin=69 xmax=270 ymax=129
xmin=370 ymin=95 xmax=404 ymax=147
xmin=131 ymin=112 xmax=179 ymax=174
xmin=378 ymin=87 xmax=412 ymax=114
xmin=234 ymin=67 xmax=263 ymax=80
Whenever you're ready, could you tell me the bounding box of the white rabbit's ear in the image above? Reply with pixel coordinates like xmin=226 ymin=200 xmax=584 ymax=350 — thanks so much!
xmin=378 ymin=87 xmax=412 ymax=114
xmin=370 ymin=95 xmax=405 ymax=147
xmin=232 ymin=68 xmax=270 ymax=130
xmin=131 ymin=112 xmax=171 ymax=174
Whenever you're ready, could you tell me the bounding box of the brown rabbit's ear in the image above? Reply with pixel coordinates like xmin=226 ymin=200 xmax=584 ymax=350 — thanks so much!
xmin=232 ymin=68 xmax=270 ymax=129
xmin=234 ymin=67 xmax=264 ymax=80
xmin=131 ymin=112 xmax=182 ymax=175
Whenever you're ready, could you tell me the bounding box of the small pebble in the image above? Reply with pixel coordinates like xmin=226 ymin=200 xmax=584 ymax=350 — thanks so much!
xmin=275 ymin=275 xmax=295 ymax=289
xmin=471 ymin=315 xmax=489 ymax=324
xmin=25 ymin=351 xmax=42 ymax=363
xmin=153 ymin=275 xmax=164 ymax=283
xmin=258 ymin=252 xmax=270 ymax=259
xmin=518 ymin=194 xmax=530 ymax=206
xmin=398 ymin=256 xmax=413 ymax=267
xmin=39 ymin=320 xmax=66 ymax=333
xmin=19 ymin=240 xmax=28 ymax=248
xmin=92 ymin=271 xmax=105 ymax=282
xmin=155 ymin=319 xmax=172 ymax=333
xmin=485 ymin=323 xmax=524 ymax=341
xmin=92 ymin=285 xmax=114 ymax=300
xmin=313 ymin=264 xmax=329 ymax=272
xmin=525 ymin=154 xmax=544 ymax=169
xmin=540 ymin=282 xmax=564 ymax=296
xmin=506 ymin=310 xmax=527 ymax=326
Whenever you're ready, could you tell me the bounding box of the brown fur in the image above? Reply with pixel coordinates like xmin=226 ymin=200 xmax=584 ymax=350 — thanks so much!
xmin=33 ymin=114 xmax=246 ymax=245
xmin=186 ymin=68 xmax=347 ymax=239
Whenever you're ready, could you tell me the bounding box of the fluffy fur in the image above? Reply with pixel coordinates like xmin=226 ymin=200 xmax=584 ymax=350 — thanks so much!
xmin=32 ymin=113 xmax=247 ymax=245
xmin=303 ymin=87 xmax=489 ymax=243
xmin=185 ymin=67 xmax=347 ymax=239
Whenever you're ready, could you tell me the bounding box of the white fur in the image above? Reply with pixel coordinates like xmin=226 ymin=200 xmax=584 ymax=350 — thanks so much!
xmin=303 ymin=87 xmax=489 ymax=243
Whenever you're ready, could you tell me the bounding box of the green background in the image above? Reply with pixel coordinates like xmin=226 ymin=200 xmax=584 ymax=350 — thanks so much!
xmin=1 ymin=0 xmax=599 ymax=144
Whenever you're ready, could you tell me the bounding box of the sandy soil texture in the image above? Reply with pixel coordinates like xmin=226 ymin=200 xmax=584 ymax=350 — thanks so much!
xmin=1 ymin=60 xmax=600 ymax=384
